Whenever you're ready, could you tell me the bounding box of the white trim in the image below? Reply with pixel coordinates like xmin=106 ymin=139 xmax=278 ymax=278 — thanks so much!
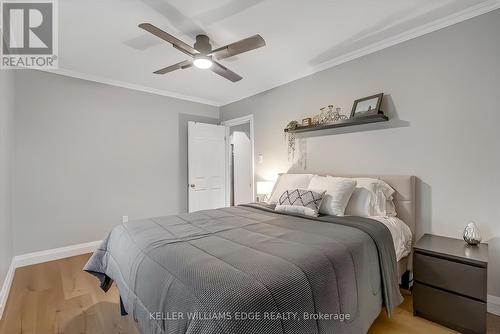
xmin=1 ymin=240 xmax=499 ymax=320
xmin=488 ymin=294 xmax=500 ymax=316
xmin=220 ymin=0 xmax=500 ymax=106
xmin=222 ymin=115 xmax=256 ymax=206
xmin=0 ymin=259 xmax=16 ymax=320
xmin=14 ymin=240 xmax=102 ymax=268
xmin=224 ymin=126 xmax=231 ymax=207
xmin=0 ymin=240 xmax=102 ymax=320
xmin=30 ymin=2 xmax=500 ymax=107
xmin=222 ymin=114 xmax=255 ymax=127
xmin=38 ymin=69 xmax=221 ymax=107
xmin=308 ymin=0 xmax=500 ymax=76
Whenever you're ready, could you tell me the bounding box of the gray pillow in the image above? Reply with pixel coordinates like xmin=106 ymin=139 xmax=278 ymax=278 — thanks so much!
xmin=275 ymin=189 xmax=325 ymax=217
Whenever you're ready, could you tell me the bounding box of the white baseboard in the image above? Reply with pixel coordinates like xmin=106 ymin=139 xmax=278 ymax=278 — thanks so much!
xmin=0 ymin=240 xmax=101 ymax=320
xmin=0 ymin=259 xmax=16 ymax=320
xmin=2 ymin=240 xmax=500 ymax=320
xmin=14 ymin=240 xmax=102 ymax=268
xmin=488 ymin=294 xmax=500 ymax=316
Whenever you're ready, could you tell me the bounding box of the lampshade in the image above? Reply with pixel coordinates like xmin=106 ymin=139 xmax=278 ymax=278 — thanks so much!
xmin=256 ymin=181 xmax=274 ymax=195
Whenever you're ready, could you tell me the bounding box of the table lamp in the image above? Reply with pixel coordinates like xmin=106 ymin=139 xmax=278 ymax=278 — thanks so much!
xmin=256 ymin=181 xmax=274 ymax=202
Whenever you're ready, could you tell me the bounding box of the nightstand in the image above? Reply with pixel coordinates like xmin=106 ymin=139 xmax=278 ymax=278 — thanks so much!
xmin=413 ymin=234 xmax=488 ymax=334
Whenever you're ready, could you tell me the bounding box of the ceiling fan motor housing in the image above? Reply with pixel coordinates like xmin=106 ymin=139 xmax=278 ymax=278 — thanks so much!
xmin=138 ymin=23 xmax=265 ymax=82
xmin=194 ymin=35 xmax=212 ymax=54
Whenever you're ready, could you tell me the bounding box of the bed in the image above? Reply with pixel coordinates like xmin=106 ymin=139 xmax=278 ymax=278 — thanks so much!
xmin=84 ymin=175 xmax=415 ymax=334
xmin=333 ymin=174 xmax=416 ymax=278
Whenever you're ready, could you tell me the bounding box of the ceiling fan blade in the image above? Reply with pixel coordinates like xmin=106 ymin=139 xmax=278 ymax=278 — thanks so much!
xmin=138 ymin=23 xmax=198 ymax=56
xmin=211 ymin=61 xmax=242 ymax=82
xmin=208 ymin=34 xmax=265 ymax=60
xmin=154 ymin=59 xmax=193 ymax=74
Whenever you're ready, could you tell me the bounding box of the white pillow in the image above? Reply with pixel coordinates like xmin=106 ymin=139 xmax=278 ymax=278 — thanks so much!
xmin=345 ymin=178 xmax=396 ymax=217
xmin=385 ymin=197 xmax=397 ymax=217
xmin=275 ymin=188 xmax=325 ymax=217
xmin=307 ymin=176 xmax=356 ymax=216
xmin=268 ymin=174 xmax=313 ymax=204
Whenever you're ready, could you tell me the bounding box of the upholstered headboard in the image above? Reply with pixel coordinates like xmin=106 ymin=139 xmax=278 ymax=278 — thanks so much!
xmin=275 ymin=173 xmax=416 ymax=273
xmin=316 ymin=174 xmax=416 ymax=273
xmin=287 ymin=173 xmax=416 ymax=238
xmin=337 ymin=174 xmax=416 ymax=238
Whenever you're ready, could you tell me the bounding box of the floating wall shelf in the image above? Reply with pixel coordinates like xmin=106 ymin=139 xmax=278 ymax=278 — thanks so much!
xmin=284 ymin=114 xmax=389 ymax=134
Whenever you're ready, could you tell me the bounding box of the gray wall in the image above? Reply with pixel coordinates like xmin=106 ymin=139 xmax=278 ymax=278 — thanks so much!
xmin=13 ymin=70 xmax=219 ymax=254
xmin=0 ymin=70 xmax=14 ymax=288
xmin=221 ymin=11 xmax=500 ymax=296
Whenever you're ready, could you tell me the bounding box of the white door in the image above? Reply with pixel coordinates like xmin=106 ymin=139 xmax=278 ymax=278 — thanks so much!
xmin=230 ymin=131 xmax=253 ymax=205
xmin=188 ymin=122 xmax=226 ymax=212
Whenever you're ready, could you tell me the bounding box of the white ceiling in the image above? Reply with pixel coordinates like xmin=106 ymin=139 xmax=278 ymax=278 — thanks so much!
xmin=55 ymin=0 xmax=499 ymax=106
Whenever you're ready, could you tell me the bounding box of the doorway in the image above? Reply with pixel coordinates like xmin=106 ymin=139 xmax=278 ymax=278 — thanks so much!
xmin=222 ymin=115 xmax=255 ymax=206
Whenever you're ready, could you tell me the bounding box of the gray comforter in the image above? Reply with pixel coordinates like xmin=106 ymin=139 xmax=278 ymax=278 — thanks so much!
xmin=84 ymin=204 xmax=403 ymax=334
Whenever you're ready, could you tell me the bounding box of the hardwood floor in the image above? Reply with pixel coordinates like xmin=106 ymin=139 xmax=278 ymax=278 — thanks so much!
xmin=0 ymin=254 xmax=138 ymax=334
xmin=0 ymin=253 xmax=498 ymax=334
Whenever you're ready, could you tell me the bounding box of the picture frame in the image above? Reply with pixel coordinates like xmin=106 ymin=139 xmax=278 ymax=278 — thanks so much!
xmin=301 ymin=117 xmax=312 ymax=126
xmin=350 ymin=93 xmax=384 ymax=118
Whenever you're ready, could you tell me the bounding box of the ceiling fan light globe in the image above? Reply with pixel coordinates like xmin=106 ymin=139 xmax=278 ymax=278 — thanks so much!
xmin=193 ymin=57 xmax=213 ymax=69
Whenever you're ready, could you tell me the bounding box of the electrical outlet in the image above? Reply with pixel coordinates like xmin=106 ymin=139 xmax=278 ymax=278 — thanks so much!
xmin=122 ymin=216 xmax=129 ymax=223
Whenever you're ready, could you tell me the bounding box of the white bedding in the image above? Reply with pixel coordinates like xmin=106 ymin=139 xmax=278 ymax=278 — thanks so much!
xmin=370 ymin=216 xmax=412 ymax=261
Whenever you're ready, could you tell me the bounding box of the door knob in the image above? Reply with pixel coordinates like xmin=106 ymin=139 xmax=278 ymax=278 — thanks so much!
xmin=189 ymin=184 xmax=195 ymax=188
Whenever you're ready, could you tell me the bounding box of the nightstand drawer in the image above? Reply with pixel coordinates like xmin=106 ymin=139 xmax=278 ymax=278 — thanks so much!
xmin=413 ymin=282 xmax=486 ymax=334
xmin=414 ymin=252 xmax=486 ymax=301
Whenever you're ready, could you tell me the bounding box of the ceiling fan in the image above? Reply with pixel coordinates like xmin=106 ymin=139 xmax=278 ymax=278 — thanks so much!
xmin=138 ymin=23 xmax=266 ymax=82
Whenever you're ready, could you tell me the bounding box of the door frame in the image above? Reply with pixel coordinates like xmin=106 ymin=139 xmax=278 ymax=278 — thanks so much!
xmin=221 ymin=114 xmax=255 ymax=207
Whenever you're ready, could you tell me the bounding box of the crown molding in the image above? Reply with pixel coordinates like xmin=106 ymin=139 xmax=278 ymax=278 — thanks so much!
xmin=220 ymin=1 xmax=500 ymax=106
xmin=309 ymin=0 xmax=500 ymax=75
xmin=38 ymin=68 xmax=222 ymax=107
xmin=34 ymin=1 xmax=500 ymax=107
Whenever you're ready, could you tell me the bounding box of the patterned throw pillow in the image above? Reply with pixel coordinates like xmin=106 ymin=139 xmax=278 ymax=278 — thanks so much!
xmin=275 ymin=189 xmax=325 ymax=217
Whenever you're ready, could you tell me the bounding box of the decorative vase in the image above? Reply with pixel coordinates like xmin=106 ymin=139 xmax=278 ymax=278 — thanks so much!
xmin=463 ymin=221 xmax=481 ymax=245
